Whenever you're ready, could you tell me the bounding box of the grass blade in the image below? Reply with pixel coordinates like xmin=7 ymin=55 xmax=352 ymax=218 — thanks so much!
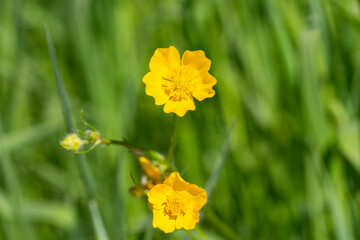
xmin=44 ymin=24 xmax=109 ymax=240
xmin=205 ymin=117 xmax=237 ymax=201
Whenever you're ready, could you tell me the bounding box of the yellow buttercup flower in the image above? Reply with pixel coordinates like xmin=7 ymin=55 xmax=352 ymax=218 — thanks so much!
xmin=147 ymin=172 xmax=207 ymax=233
xmin=143 ymin=46 xmax=216 ymax=117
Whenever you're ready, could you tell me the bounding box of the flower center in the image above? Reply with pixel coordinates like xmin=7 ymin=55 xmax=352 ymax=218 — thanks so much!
xmin=161 ymin=71 xmax=196 ymax=102
xmin=163 ymin=191 xmax=191 ymax=220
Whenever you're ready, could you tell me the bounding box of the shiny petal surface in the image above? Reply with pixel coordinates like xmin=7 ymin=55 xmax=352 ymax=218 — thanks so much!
xmin=149 ymin=46 xmax=181 ymax=76
xmin=139 ymin=157 xmax=161 ymax=182
xmin=153 ymin=209 xmax=176 ymax=233
xmin=163 ymin=172 xmax=190 ymax=191
xmin=175 ymin=209 xmax=199 ymax=230
xmin=192 ymin=72 xmax=216 ymax=101
xmin=147 ymin=184 xmax=172 ymax=209
xmin=143 ymin=72 xmax=169 ymax=105
xmin=187 ymin=184 xmax=207 ymax=210
xmin=181 ymin=50 xmax=211 ymax=80
xmin=163 ymin=98 xmax=195 ymax=117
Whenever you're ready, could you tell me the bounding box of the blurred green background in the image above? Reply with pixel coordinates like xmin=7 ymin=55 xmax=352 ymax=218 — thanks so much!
xmin=1 ymin=0 xmax=360 ymax=239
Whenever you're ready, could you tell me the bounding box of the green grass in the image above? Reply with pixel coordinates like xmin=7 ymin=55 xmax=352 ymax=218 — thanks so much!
xmin=1 ymin=0 xmax=360 ymax=239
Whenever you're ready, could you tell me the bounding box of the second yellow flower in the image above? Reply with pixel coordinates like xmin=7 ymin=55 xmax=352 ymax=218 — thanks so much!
xmin=143 ymin=46 xmax=217 ymax=117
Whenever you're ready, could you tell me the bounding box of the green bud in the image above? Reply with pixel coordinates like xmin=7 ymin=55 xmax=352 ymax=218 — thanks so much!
xmin=86 ymin=130 xmax=100 ymax=142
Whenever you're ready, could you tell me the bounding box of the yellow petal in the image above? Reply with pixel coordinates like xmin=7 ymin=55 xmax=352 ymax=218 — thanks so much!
xmin=147 ymin=184 xmax=173 ymax=209
xmin=153 ymin=209 xmax=176 ymax=233
xmin=192 ymin=72 xmax=216 ymax=101
xmin=163 ymin=172 xmax=190 ymax=191
xmin=163 ymin=98 xmax=195 ymax=117
xmin=181 ymin=50 xmax=211 ymax=80
xmin=187 ymin=184 xmax=207 ymax=210
xmin=175 ymin=209 xmax=199 ymax=230
xmin=143 ymin=72 xmax=169 ymax=105
xmin=149 ymin=46 xmax=181 ymax=76
xmin=139 ymin=157 xmax=161 ymax=181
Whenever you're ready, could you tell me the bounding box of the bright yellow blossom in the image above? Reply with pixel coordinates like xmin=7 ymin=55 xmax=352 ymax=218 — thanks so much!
xmin=147 ymin=172 xmax=207 ymax=233
xmin=143 ymin=46 xmax=216 ymax=117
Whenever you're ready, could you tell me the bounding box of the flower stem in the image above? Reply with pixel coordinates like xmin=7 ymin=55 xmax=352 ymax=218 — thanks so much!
xmin=166 ymin=114 xmax=178 ymax=164
xmin=101 ymin=138 xmax=147 ymax=156
xmin=45 ymin=25 xmax=108 ymax=240
xmin=184 ymin=230 xmax=197 ymax=240
xmin=195 ymin=227 xmax=209 ymax=240
xmin=100 ymin=138 xmax=166 ymax=162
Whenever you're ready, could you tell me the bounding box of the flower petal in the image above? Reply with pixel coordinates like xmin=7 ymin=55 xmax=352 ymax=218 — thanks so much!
xmin=187 ymin=184 xmax=207 ymax=210
xmin=147 ymin=184 xmax=172 ymax=209
xmin=143 ymin=72 xmax=169 ymax=105
xmin=139 ymin=157 xmax=161 ymax=182
xmin=150 ymin=46 xmax=181 ymax=76
xmin=153 ymin=209 xmax=176 ymax=233
xmin=163 ymin=172 xmax=190 ymax=191
xmin=181 ymin=50 xmax=211 ymax=80
xmin=163 ymin=98 xmax=195 ymax=117
xmin=175 ymin=209 xmax=199 ymax=230
xmin=192 ymin=72 xmax=216 ymax=101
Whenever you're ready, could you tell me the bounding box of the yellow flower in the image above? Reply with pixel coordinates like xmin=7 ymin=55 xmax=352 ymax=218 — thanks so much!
xmin=143 ymin=46 xmax=216 ymax=117
xmin=60 ymin=133 xmax=84 ymax=151
xmin=139 ymin=157 xmax=162 ymax=183
xmin=147 ymin=172 xmax=207 ymax=233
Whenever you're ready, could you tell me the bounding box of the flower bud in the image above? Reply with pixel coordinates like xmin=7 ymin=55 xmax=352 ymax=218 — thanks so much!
xmin=129 ymin=184 xmax=146 ymax=197
xmin=60 ymin=134 xmax=84 ymax=151
xmin=86 ymin=130 xmax=100 ymax=142
xmin=139 ymin=157 xmax=161 ymax=183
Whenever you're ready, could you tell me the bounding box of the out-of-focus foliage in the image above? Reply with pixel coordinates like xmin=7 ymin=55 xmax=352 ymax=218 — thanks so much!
xmin=1 ymin=0 xmax=360 ymax=239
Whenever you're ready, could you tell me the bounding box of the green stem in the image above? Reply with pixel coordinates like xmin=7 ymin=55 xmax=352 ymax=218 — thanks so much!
xmin=89 ymin=200 xmax=109 ymax=240
xmin=204 ymin=209 xmax=242 ymax=240
xmin=44 ymin=25 xmax=74 ymax=133
xmin=184 ymin=229 xmax=197 ymax=240
xmin=45 ymin=24 xmax=96 ymax=198
xmin=195 ymin=227 xmax=209 ymax=240
xmin=100 ymin=138 xmax=167 ymax=163
xmin=101 ymin=138 xmax=146 ymax=155
xmin=166 ymin=114 xmax=178 ymax=164
xmin=45 ymin=25 xmax=108 ymax=240
xmin=101 ymin=138 xmax=147 ymax=156
xmin=205 ymin=117 xmax=237 ymax=201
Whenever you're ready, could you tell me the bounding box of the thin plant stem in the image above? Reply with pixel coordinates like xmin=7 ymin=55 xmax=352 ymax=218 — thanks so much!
xmin=166 ymin=114 xmax=178 ymax=164
xmin=195 ymin=227 xmax=209 ymax=240
xmin=44 ymin=24 xmax=96 ymax=197
xmin=205 ymin=117 xmax=237 ymax=201
xmin=184 ymin=229 xmax=197 ymax=240
xmin=45 ymin=24 xmax=109 ymax=240
xmin=101 ymin=138 xmax=147 ymax=156
xmin=44 ymin=25 xmax=74 ymax=133
xmin=204 ymin=209 xmax=242 ymax=240
xmin=100 ymin=138 xmax=166 ymax=162
xmin=89 ymin=200 xmax=109 ymax=240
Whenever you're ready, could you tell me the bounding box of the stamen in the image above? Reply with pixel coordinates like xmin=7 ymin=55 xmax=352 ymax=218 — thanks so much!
xmin=162 ymin=190 xmax=192 ymax=220
xmin=161 ymin=71 xmax=195 ymax=101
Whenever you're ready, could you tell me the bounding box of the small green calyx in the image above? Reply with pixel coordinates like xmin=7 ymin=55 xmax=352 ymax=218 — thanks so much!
xmin=86 ymin=130 xmax=100 ymax=142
